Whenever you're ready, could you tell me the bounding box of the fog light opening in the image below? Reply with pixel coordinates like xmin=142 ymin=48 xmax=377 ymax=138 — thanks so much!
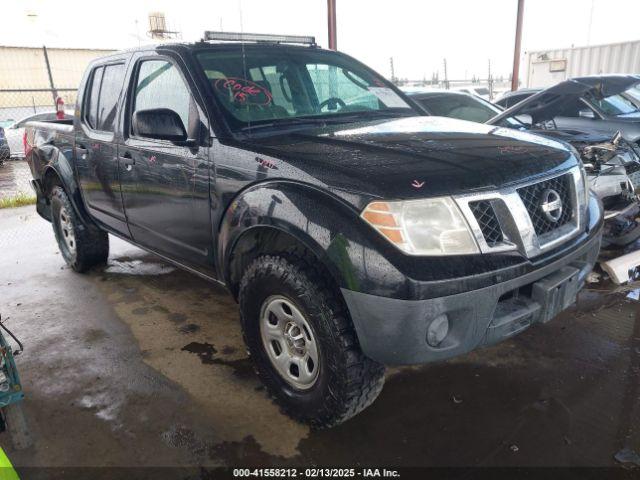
xmin=427 ymin=314 xmax=450 ymax=347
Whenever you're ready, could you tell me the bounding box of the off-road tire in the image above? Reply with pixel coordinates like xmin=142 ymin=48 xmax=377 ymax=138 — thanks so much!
xmin=239 ymin=254 xmax=385 ymax=428
xmin=50 ymin=186 xmax=109 ymax=272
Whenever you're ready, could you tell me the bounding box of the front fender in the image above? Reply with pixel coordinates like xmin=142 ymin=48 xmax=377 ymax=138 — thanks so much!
xmin=217 ymin=181 xmax=408 ymax=297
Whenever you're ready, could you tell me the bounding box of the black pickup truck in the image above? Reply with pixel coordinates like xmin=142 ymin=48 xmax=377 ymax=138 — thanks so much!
xmin=25 ymin=32 xmax=603 ymax=427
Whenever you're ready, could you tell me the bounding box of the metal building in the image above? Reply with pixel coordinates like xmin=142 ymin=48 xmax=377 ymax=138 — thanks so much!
xmin=524 ymin=39 xmax=640 ymax=88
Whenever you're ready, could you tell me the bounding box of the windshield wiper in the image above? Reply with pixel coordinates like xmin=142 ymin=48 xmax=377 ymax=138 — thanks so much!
xmin=239 ymin=117 xmax=340 ymax=132
xmin=239 ymin=111 xmax=411 ymax=132
xmin=238 ymin=108 xmax=416 ymax=133
xmin=340 ymin=109 xmax=415 ymax=120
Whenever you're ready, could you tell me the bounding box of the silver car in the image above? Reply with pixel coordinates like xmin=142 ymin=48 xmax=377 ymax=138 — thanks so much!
xmin=2 ymin=111 xmax=72 ymax=158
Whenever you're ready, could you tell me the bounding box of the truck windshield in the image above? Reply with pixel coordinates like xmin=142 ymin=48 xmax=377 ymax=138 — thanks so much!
xmin=196 ymin=48 xmax=415 ymax=131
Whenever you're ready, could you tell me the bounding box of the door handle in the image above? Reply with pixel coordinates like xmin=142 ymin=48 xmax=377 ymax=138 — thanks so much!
xmin=75 ymin=144 xmax=88 ymax=159
xmin=119 ymin=152 xmax=135 ymax=171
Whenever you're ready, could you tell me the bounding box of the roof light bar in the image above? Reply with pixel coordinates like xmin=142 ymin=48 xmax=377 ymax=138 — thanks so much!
xmin=203 ymin=31 xmax=316 ymax=46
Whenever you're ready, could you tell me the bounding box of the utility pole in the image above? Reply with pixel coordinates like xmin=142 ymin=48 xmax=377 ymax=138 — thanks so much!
xmin=42 ymin=45 xmax=57 ymax=105
xmin=586 ymin=0 xmax=595 ymax=46
xmin=511 ymin=0 xmax=525 ymax=91
xmin=488 ymin=59 xmax=493 ymax=98
xmin=443 ymin=58 xmax=449 ymax=90
xmin=390 ymin=57 xmax=395 ymax=83
xmin=327 ymin=0 xmax=337 ymax=50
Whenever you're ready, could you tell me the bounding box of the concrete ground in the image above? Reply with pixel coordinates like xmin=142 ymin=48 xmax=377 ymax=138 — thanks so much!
xmin=0 ymin=161 xmax=32 ymax=199
xmin=0 ymin=205 xmax=639 ymax=471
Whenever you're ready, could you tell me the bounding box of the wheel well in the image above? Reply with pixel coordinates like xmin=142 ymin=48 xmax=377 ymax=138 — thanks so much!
xmin=40 ymin=168 xmax=93 ymax=226
xmin=227 ymin=227 xmax=341 ymax=301
xmin=42 ymin=168 xmax=63 ymax=198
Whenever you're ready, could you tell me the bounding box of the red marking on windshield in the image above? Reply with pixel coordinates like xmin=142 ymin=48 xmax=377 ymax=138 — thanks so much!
xmin=215 ymin=78 xmax=273 ymax=105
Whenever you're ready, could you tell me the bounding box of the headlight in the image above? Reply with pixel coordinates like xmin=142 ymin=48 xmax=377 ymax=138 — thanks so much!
xmin=361 ymin=197 xmax=479 ymax=256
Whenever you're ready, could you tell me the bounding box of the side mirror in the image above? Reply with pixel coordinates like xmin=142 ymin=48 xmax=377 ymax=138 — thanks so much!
xmin=132 ymin=108 xmax=188 ymax=142
xmin=578 ymin=109 xmax=595 ymax=119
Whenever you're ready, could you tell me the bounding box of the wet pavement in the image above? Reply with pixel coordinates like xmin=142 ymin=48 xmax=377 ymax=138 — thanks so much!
xmin=0 ymin=160 xmax=33 ymax=199
xmin=0 ymin=205 xmax=639 ymax=470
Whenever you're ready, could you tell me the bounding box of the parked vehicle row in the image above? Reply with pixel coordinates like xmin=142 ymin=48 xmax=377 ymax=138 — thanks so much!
xmin=25 ymin=32 xmax=603 ymax=427
xmin=0 ymin=127 xmax=9 ymax=165
xmin=0 ymin=112 xmax=73 ymax=161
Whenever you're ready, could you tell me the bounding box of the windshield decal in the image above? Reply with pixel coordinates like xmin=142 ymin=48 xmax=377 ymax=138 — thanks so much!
xmin=215 ymin=78 xmax=273 ymax=105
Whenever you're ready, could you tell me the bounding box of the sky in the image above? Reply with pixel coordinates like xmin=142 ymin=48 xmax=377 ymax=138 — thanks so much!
xmin=2 ymin=0 xmax=640 ymax=80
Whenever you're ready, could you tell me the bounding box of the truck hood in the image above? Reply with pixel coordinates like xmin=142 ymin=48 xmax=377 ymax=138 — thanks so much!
xmin=243 ymin=116 xmax=577 ymax=200
xmin=488 ymin=75 xmax=640 ymax=126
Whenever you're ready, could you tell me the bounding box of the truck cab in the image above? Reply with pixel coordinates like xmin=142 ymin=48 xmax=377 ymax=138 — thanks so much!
xmin=25 ymin=32 xmax=603 ymax=427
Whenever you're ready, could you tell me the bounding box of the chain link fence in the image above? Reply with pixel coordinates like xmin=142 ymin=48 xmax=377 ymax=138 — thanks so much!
xmin=0 ymin=45 xmax=114 ymax=206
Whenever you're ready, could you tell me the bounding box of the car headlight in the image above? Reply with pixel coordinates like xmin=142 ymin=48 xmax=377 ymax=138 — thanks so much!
xmin=361 ymin=197 xmax=479 ymax=255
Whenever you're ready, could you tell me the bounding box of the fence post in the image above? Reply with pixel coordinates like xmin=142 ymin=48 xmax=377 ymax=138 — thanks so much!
xmin=42 ymin=45 xmax=58 ymax=106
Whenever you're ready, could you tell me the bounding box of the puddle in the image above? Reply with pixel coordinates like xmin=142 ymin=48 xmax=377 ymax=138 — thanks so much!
xmin=179 ymin=323 xmax=201 ymax=334
xmin=0 ymin=160 xmax=32 ymax=198
xmin=161 ymin=424 xmax=208 ymax=457
xmin=181 ymin=341 xmax=255 ymax=379
xmin=93 ymin=268 xmax=309 ymax=458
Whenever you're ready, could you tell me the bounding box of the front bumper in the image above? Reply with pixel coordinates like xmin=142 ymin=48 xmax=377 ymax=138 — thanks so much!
xmin=342 ymin=203 xmax=603 ymax=366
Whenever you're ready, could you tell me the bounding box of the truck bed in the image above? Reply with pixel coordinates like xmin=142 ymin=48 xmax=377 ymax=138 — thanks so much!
xmin=26 ymin=119 xmax=74 ymax=134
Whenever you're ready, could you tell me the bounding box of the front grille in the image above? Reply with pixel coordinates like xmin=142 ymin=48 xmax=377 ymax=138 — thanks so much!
xmin=469 ymin=200 xmax=504 ymax=246
xmin=517 ymin=174 xmax=574 ymax=236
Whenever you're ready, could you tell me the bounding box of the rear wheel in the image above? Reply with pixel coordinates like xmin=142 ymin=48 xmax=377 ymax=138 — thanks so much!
xmin=239 ymin=254 xmax=385 ymax=428
xmin=50 ymin=186 xmax=109 ymax=272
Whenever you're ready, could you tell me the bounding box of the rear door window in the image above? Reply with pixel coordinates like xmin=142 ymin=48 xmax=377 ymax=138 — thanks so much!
xmin=84 ymin=66 xmax=103 ymax=129
xmin=83 ymin=63 xmax=125 ymax=132
xmin=96 ymin=64 xmax=125 ymax=131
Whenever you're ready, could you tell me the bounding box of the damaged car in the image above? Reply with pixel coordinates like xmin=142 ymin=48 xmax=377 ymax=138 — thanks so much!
xmin=408 ymin=85 xmax=640 ymax=278
xmin=489 ymin=75 xmax=640 ymax=140
xmin=488 ymin=77 xmax=640 ymax=252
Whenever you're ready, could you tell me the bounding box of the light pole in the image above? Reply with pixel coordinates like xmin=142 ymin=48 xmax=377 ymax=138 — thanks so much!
xmin=511 ymin=0 xmax=525 ymax=91
xmin=327 ymin=0 xmax=337 ymax=50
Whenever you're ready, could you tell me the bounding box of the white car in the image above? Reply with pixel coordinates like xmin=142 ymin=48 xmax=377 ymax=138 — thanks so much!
xmin=3 ymin=111 xmax=72 ymax=158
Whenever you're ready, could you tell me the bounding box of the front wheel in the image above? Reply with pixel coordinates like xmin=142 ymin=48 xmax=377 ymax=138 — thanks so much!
xmin=239 ymin=254 xmax=385 ymax=428
xmin=50 ymin=186 xmax=109 ymax=272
